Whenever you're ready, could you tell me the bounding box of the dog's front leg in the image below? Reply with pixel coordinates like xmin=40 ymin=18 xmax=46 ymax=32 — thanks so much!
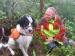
xmin=24 ymin=47 xmax=28 ymax=54
xmin=19 ymin=44 xmax=28 ymax=56
xmin=8 ymin=47 xmax=15 ymax=56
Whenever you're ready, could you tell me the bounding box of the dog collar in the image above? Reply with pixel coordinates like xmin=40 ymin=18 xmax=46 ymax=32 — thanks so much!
xmin=20 ymin=33 xmax=25 ymax=36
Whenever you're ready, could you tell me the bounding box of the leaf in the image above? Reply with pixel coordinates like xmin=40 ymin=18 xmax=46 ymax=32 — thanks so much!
xmin=44 ymin=42 xmax=49 ymax=45
xmin=32 ymin=50 xmax=36 ymax=56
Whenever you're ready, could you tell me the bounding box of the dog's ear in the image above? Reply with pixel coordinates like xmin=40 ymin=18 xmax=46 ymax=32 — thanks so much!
xmin=17 ymin=15 xmax=29 ymax=27
xmin=32 ymin=17 xmax=36 ymax=28
xmin=17 ymin=16 xmax=24 ymax=27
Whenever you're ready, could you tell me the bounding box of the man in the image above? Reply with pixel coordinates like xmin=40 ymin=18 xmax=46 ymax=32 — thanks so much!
xmin=36 ymin=7 xmax=75 ymax=52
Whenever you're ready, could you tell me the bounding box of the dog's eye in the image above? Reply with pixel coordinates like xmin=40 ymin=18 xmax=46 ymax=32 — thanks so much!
xmin=25 ymin=27 xmax=27 ymax=29
xmin=24 ymin=21 xmax=29 ymax=27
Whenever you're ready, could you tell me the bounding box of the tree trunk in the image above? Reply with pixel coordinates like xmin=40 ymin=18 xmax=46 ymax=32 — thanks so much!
xmin=40 ymin=0 xmax=44 ymax=12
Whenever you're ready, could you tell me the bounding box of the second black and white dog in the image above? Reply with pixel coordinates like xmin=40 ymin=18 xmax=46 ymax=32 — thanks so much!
xmin=0 ymin=14 xmax=36 ymax=56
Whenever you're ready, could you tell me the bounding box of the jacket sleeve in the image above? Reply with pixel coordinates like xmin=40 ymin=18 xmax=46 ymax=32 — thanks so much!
xmin=36 ymin=18 xmax=47 ymax=41
xmin=53 ymin=19 xmax=66 ymax=41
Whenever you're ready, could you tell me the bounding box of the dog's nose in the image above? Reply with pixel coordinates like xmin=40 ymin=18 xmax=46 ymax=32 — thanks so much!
xmin=29 ymin=30 xmax=32 ymax=32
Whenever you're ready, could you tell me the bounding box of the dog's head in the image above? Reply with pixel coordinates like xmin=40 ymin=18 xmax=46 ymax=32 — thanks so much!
xmin=17 ymin=14 xmax=36 ymax=35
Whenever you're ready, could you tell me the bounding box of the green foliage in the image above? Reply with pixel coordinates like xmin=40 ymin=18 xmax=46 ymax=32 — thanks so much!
xmin=0 ymin=10 xmax=7 ymax=19
xmin=65 ymin=19 xmax=75 ymax=40
xmin=48 ymin=45 xmax=75 ymax=56
xmin=32 ymin=50 xmax=36 ymax=56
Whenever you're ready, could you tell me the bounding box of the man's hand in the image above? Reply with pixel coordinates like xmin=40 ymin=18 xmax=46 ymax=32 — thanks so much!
xmin=46 ymin=37 xmax=53 ymax=42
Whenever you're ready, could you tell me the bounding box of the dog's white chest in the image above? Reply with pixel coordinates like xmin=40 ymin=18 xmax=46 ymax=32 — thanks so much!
xmin=16 ymin=35 xmax=33 ymax=45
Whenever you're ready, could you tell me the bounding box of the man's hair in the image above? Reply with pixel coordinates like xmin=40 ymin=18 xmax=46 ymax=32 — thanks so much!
xmin=46 ymin=7 xmax=56 ymax=15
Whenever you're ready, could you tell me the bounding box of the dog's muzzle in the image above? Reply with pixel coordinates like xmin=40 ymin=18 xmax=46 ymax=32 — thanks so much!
xmin=25 ymin=29 xmax=33 ymax=36
xmin=24 ymin=25 xmax=33 ymax=36
xmin=29 ymin=29 xmax=32 ymax=32
xmin=28 ymin=29 xmax=33 ymax=36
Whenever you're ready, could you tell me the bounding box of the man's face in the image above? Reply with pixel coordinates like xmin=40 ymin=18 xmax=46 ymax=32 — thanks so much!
xmin=44 ymin=9 xmax=55 ymax=21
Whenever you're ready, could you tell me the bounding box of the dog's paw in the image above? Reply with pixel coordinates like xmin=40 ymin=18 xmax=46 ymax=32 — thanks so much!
xmin=24 ymin=54 xmax=28 ymax=56
xmin=26 ymin=54 xmax=29 ymax=56
xmin=11 ymin=51 xmax=15 ymax=56
xmin=25 ymin=55 xmax=29 ymax=56
xmin=0 ymin=43 xmax=3 ymax=49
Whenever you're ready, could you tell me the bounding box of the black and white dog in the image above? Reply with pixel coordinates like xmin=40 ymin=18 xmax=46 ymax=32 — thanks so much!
xmin=0 ymin=14 xmax=35 ymax=56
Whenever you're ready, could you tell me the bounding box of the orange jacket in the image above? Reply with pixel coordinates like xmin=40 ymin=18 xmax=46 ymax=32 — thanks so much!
xmin=36 ymin=14 xmax=66 ymax=41
xmin=10 ymin=28 xmax=20 ymax=39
